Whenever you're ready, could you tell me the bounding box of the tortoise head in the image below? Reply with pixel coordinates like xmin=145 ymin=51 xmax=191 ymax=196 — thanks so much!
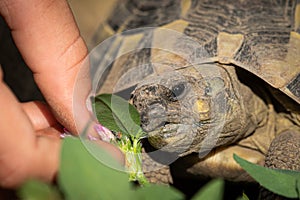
xmin=132 ymin=63 xmax=250 ymax=156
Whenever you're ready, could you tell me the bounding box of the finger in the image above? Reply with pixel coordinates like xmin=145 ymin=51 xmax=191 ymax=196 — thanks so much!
xmin=94 ymin=140 xmax=125 ymax=166
xmin=21 ymin=101 xmax=62 ymax=132
xmin=0 ymin=68 xmax=60 ymax=188
xmin=0 ymin=66 xmax=122 ymax=187
xmin=0 ymin=70 xmax=36 ymax=161
xmin=0 ymin=0 xmax=89 ymax=134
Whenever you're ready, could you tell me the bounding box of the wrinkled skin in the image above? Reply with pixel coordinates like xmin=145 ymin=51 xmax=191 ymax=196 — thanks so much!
xmin=132 ymin=63 xmax=260 ymax=157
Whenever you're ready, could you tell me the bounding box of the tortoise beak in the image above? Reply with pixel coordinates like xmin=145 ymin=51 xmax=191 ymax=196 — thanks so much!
xmin=140 ymin=102 xmax=167 ymax=132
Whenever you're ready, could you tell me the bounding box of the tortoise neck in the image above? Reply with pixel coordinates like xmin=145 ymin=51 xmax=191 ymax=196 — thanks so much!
xmin=220 ymin=65 xmax=268 ymax=144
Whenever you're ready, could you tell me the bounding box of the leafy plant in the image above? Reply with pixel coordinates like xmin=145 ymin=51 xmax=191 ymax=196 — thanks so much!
xmin=191 ymin=179 xmax=224 ymax=200
xmin=58 ymin=138 xmax=132 ymax=200
xmin=234 ymin=154 xmax=300 ymax=199
xmin=18 ymin=180 xmax=62 ymax=200
xmin=93 ymin=94 xmax=147 ymax=184
xmin=93 ymin=94 xmax=144 ymax=138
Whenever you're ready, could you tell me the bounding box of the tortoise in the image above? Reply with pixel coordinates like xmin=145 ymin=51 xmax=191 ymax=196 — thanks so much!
xmin=90 ymin=0 xmax=300 ymax=195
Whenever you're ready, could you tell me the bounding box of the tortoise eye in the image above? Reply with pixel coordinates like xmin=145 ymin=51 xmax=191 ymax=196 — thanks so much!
xmin=170 ymin=83 xmax=186 ymax=100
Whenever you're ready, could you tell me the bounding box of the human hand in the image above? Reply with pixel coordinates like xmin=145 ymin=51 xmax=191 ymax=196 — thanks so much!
xmin=0 ymin=0 xmax=124 ymax=188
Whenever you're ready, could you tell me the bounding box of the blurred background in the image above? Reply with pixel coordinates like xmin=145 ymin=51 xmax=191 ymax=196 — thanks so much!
xmin=68 ymin=0 xmax=116 ymax=48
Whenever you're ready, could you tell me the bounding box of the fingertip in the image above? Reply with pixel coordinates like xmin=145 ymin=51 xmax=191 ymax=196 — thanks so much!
xmin=21 ymin=101 xmax=62 ymax=132
xmin=94 ymin=140 xmax=125 ymax=166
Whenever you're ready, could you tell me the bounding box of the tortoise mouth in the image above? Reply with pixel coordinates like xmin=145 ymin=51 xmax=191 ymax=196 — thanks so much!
xmin=148 ymin=123 xmax=180 ymax=139
xmin=147 ymin=122 xmax=199 ymax=152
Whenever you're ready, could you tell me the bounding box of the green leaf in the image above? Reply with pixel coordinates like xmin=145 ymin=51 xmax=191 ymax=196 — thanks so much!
xmin=236 ymin=192 xmax=250 ymax=200
xmin=18 ymin=180 xmax=62 ymax=200
xmin=93 ymin=94 xmax=142 ymax=137
xmin=58 ymin=137 xmax=133 ymax=200
xmin=191 ymin=179 xmax=224 ymax=200
xmin=234 ymin=154 xmax=300 ymax=198
xmin=135 ymin=184 xmax=184 ymax=200
xmin=297 ymin=179 xmax=300 ymax=197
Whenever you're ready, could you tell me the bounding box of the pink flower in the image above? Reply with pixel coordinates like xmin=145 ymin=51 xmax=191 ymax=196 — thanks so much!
xmin=60 ymin=128 xmax=72 ymax=138
xmin=94 ymin=123 xmax=115 ymax=142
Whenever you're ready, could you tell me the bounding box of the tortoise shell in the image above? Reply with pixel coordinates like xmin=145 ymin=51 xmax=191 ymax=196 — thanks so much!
xmin=90 ymin=0 xmax=300 ymax=104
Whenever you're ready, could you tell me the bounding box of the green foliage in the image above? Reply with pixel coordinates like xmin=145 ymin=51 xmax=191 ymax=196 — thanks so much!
xmin=18 ymin=180 xmax=62 ymax=200
xmin=135 ymin=184 xmax=184 ymax=200
xmin=93 ymin=94 xmax=147 ymax=184
xmin=93 ymin=94 xmax=144 ymax=138
xmin=236 ymin=193 xmax=250 ymax=200
xmin=58 ymin=137 xmax=132 ymax=200
xmin=234 ymin=154 xmax=300 ymax=198
xmin=191 ymin=179 xmax=224 ymax=200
